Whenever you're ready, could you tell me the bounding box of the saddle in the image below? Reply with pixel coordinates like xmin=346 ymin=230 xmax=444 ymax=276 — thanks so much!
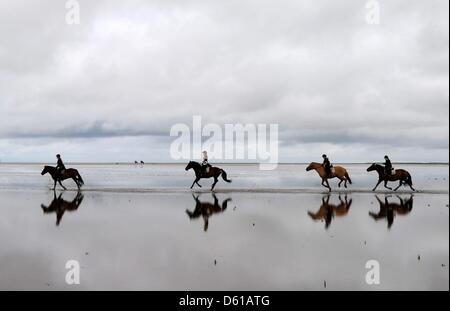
xmin=201 ymin=166 xmax=211 ymax=177
xmin=57 ymin=169 xmax=67 ymax=180
xmin=385 ymin=168 xmax=395 ymax=176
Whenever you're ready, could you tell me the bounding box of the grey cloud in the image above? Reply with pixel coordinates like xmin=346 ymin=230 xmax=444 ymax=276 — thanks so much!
xmin=0 ymin=0 xmax=448 ymax=162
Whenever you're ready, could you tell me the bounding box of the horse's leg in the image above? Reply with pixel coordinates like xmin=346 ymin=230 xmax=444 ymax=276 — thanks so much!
xmin=344 ymin=179 xmax=348 ymax=188
xmin=321 ymin=179 xmax=328 ymax=189
xmin=196 ymin=180 xmax=202 ymax=187
xmin=325 ymin=179 xmax=331 ymax=192
xmin=190 ymin=179 xmax=198 ymax=189
xmin=384 ymin=180 xmax=392 ymax=191
xmin=338 ymin=179 xmax=343 ymax=188
xmin=53 ymin=179 xmax=57 ymax=191
xmin=394 ymin=181 xmax=402 ymax=192
xmin=372 ymin=179 xmax=382 ymax=191
xmin=73 ymin=178 xmax=80 ymax=190
xmin=58 ymin=180 xmax=67 ymax=191
xmin=211 ymin=177 xmax=218 ymax=191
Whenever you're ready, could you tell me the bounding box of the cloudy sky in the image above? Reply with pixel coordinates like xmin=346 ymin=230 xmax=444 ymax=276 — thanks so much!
xmin=0 ymin=0 xmax=448 ymax=163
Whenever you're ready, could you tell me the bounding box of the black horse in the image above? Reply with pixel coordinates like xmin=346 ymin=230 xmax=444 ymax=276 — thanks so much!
xmin=185 ymin=161 xmax=232 ymax=191
xmin=186 ymin=194 xmax=232 ymax=232
xmin=367 ymin=163 xmax=415 ymax=192
xmin=41 ymin=191 xmax=84 ymax=226
xmin=41 ymin=166 xmax=84 ymax=190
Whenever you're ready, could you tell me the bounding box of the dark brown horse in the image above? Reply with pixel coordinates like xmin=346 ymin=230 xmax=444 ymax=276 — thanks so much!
xmin=306 ymin=162 xmax=352 ymax=191
xmin=367 ymin=163 xmax=415 ymax=192
xmin=185 ymin=161 xmax=232 ymax=191
xmin=369 ymin=195 xmax=414 ymax=229
xmin=186 ymin=194 xmax=232 ymax=231
xmin=41 ymin=191 xmax=84 ymax=226
xmin=41 ymin=166 xmax=84 ymax=190
xmin=308 ymin=195 xmax=353 ymax=229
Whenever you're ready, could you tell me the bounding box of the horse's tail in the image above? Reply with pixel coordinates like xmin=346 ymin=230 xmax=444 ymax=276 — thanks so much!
xmin=345 ymin=171 xmax=352 ymax=184
xmin=405 ymin=173 xmax=413 ymax=186
xmin=77 ymin=171 xmax=85 ymax=186
xmin=221 ymin=170 xmax=232 ymax=183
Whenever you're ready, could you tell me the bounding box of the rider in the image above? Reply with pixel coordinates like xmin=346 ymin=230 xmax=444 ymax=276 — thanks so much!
xmin=322 ymin=154 xmax=333 ymax=178
xmin=201 ymin=151 xmax=212 ymax=175
xmin=56 ymin=154 xmax=66 ymax=179
xmin=384 ymin=155 xmax=393 ymax=176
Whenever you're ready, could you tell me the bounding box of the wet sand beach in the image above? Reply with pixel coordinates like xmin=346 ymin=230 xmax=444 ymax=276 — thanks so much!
xmin=0 ymin=164 xmax=448 ymax=290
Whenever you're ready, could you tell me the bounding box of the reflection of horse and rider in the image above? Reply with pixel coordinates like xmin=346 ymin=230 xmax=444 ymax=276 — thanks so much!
xmin=41 ymin=191 xmax=84 ymax=226
xmin=369 ymin=195 xmax=414 ymax=229
xmin=186 ymin=193 xmax=232 ymax=232
xmin=308 ymin=195 xmax=353 ymax=229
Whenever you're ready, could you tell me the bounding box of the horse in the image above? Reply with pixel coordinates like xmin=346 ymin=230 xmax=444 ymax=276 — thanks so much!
xmin=186 ymin=194 xmax=231 ymax=232
xmin=369 ymin=195 xmax=414 ymax=229
xmin=41 ymin=191 xmax=84 ymax=226
xmin=41 ymin=166 xmax=84 ymax=190
xmin=185 ymin=161 xmax=232 ymax=191
xmin=367 ymin=163 xmax=415 ymax=192
xmin=308 ymin=195 xmax=352 ymax=229
xmin=306 ymin=162 xmax=352 ymax=191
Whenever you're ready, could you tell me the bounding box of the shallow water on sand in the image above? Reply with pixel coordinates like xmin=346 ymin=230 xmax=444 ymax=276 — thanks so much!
xmin=0 ymin=164 xmax=448 ymax=290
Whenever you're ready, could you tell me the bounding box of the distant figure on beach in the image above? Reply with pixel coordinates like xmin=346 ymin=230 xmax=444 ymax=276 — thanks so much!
xmin=369 ymin=195 xmax=414 ymax=229
xmin=186 ymin=194 xmax=231 ymax=232
xmin=140 ymin=161 xmax=145 ymax=165
xmin=322 ymin=154 xmax=333 ymax=178
xmin=56 ymin=154 xmax=66 ymax=179
xmin=384 ymin=155 xmax=393 ymax=176
xmin=308 ymin=195 xmax=353 ymax=229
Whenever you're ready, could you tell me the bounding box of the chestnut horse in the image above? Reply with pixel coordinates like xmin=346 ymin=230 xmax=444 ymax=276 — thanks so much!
xmin=185 ymin=161 xmax=232 ymax=191
xmin=308 ymin=195 xmax=353 ymax=229
xmin=306 ymin=162 xmax=352 ymax=191
xmin=367 ymin=163 xmax=415 ymax=192
xmin=41 ymin=166 xmax=84 ymax=190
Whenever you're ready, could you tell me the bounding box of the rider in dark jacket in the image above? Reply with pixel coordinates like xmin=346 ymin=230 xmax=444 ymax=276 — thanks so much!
xmin=201 ymin=151 xmax=212 ymax=175
xmin=56 ymin=154 xmax=66 ymax=179
xmin=322 ymin=154 xmax=333 ymax=177
xmin=384 ymin=155 xmax=393 ymax=176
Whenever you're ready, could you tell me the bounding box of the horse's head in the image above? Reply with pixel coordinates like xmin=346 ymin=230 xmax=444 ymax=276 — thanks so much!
xmin=41 ymin=166 xmax=49 ymax=176
xmin=306 ymin=162 xmax=317 ymax=171
xmin=367 ymin=163 xmax=378 ymax=172
xmin=185 ymin=161 xmax=194 ymax=171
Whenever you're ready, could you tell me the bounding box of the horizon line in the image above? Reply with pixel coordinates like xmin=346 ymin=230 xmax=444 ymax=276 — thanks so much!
xmin=1 ymin=161 xmax=449 ymax=165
